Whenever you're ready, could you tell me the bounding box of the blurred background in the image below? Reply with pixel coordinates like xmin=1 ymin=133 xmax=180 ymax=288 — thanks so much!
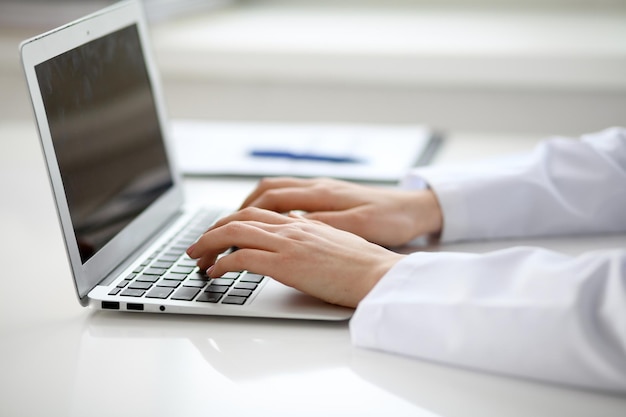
xmin=1 ymin=0 xmax=625 ymax=137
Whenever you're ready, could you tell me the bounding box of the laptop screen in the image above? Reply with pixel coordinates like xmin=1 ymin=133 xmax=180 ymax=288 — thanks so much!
xmin=35 ymin=24 xmax=174 ymax=264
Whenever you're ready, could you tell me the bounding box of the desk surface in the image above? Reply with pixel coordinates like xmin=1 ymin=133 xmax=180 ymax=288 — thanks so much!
xmin=0 ymin=122 xmax=624 ymax=417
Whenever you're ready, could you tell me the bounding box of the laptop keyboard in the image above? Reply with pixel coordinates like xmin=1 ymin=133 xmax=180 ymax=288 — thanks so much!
xmin=107 ymin=210 xmax=265 ymax=306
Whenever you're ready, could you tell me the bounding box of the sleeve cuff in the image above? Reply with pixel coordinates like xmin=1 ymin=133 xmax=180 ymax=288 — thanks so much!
xmin=400 ymin=168 xmax=472 ymax=243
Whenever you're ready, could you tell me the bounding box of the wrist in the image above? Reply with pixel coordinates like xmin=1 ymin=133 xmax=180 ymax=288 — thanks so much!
xmin=358 ymin=252 xmax=405 ymax=307
xmin=410 ymin=189 xmax=443 ymax=239
xmin=423 ymin=189 xmax=444 ymax=236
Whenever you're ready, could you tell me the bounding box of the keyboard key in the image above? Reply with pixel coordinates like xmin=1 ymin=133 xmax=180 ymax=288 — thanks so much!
xmin=196 ymin=292 xmax=223 ymax=303
xmin=205 ymin=284 xmax=228 ymax=294
xmin=187 ymin=271 xmax=209 ymax=281
xmin=228 ymin=289 xmax=252 ymax=298
xmin=156 ymin=279 xmax=180 ymax=288
xmin=210 ymin=278 xmax=235 ymax=287
xmin=178 ymin=256 xmax=195 ymax=264
xmin=108 ymin=287 xmax=121 ymax=296
xmin=135 ymin=274 xmax=159 ymax=283
xmin=234 ymin=282 xmax=257 ymax=290
xmin=171 ymin=287 xmax=200 ymax=301
xmin=162 ymin=272 xmax=186 ymax=281
xmin=176 ymin=237 xmax=195 ymax=245
xmin=146 ymin=287 xmax=174 ymax=299
xmin=164 ymin=250 xmax=184 ymax=258
xmin=120 ymin=289 xmax=145 ymax=297
xmin=222 ymin=295 xmax=247 ymax=305
xmin=143 ymin=267 xmax=168 ymax=276
xmin=151 ymin=261 xmax=174 ymax=269
xmin=170 ymin=266 xmax=195 ymax=275
xmin=220 ymin=271 xmax=240 ymax=279
xmin=129 ymin=281 xmax=153 ymax=290
xmin=165 ymin=249 xmax=186 ymax=257
xmin=240 ymin=273 xmax=264 ymax=283
xmin=183 ymin=281 xmax=206 ymax=289
xmin=177 ymin=260 xmax=197 ymax=268
xmin=117 ymin=279 xmax=132 ymax=288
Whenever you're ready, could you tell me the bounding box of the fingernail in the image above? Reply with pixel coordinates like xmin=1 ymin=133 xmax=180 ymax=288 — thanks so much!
xmin=206 ymin=265 xmax=215 ymax=276
xmin=186 ymin=244 xmax=196 ymax=256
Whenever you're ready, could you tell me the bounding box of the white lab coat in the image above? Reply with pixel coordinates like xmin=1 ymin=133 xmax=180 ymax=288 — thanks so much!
xmin=350 ymin=127 xmax=626 ymax=392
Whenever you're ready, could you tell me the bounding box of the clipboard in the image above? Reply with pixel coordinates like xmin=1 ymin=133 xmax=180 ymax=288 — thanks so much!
xmin=170 ymin=120 xmax=442 ymax=182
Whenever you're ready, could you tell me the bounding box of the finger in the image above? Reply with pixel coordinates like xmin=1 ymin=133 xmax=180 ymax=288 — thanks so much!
xmin=192 ymin=221 xmax=284 ymax=270
xmin=207 ymin=248 xmax=278 ymax=279
xmin=198 ymin=216 xmax=307 ymax=273
xmin=247 ymin=185 xmax=353 ymax=214
xmin=189 ymin=220 xmax=284 ymax=261
xmin=304 ymin=208 xmax=365 ymax=233
xmin=209 ymin=207 xmax=296 ymax=232
xmin=240 ymin=177 xmax=314 ymax=209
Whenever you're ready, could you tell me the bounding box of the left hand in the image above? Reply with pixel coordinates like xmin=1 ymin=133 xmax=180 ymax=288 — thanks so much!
xmin=239 ymin=177 xmax=443 ymax=247
xmin=186 ymin=207 xmax=404 ymax=308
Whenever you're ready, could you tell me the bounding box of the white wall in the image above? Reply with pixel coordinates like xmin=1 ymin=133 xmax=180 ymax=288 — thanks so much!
xmin=151 ymin=1 xmax=626 ymax=136
xmin=1 ymin=0 xmax=625 ymax=137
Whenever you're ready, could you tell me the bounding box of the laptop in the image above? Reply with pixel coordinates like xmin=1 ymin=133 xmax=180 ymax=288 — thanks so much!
xmin=20 ymin=0 xmax=353 ymax=321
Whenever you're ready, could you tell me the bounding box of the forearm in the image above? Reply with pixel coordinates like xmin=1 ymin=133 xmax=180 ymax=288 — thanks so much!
xmin=403 ymin=128 xmax=626 ymax=242
xmin=350 ymin=247 xmax=626 ymax=392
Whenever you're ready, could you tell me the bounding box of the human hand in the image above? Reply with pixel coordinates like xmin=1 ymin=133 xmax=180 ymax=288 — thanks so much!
xmin=240 ymin=177 xmax=443 ymax=247
xmin=186 ymin=208 xmax=404 ymax=308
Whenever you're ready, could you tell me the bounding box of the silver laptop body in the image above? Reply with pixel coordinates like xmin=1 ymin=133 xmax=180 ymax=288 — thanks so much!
xmin=20 ymin=0 xmax=352 ymax=320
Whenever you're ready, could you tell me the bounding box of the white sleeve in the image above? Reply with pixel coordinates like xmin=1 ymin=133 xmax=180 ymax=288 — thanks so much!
xmin=350 ymin=247 xmax=626 ymax=392
xmin=401 ymin=127 xmax=626 ymax=243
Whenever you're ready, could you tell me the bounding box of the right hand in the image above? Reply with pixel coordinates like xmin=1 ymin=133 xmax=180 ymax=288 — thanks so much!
xmin=187 ymin=208 xmax=404 ymax=308
xmin=239 ymin=177 xmax=443 ymax=247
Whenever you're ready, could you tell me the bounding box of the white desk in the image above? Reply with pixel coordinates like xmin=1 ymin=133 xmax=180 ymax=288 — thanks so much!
xmin=0 ymin=122 xmax=625 ymax=417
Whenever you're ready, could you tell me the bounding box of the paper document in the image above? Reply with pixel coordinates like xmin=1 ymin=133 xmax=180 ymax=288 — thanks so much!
xmin=170 ymin=120 xmax=441 ymax=182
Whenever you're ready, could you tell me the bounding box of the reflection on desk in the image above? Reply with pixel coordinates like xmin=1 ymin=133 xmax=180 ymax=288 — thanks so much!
xmin=75 ymin=313 xmax=426 ymax=417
